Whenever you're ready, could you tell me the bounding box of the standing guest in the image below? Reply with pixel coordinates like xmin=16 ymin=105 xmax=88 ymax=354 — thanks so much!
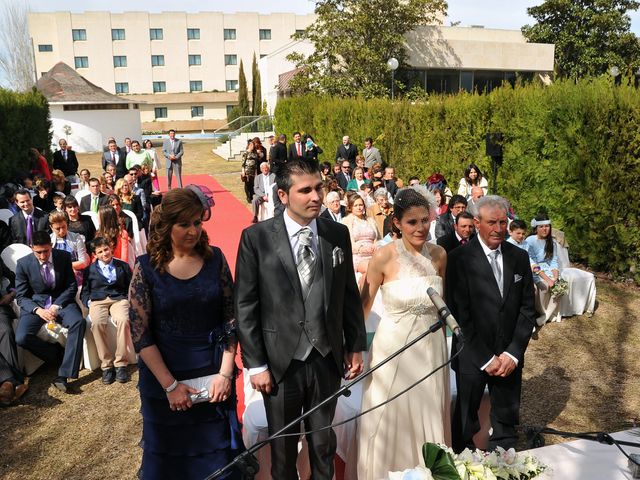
xmin=52 ymin=139 xmax=78 ymax=179
xmin=241 ymin=140 xmax=259 ymax=204
xmin=437 ymin=211 xmax=475 ymax=254
xmin=129 ymin=187 xmax=244 ymax=479
xmin=97 ymin=205 xmax=134 ymax=269
xmin=0 ymin=258 xmax=28 ymax=406
xmin=127 ymin=170 xmax=149 ymax=227
xmin=126 ymin=140 xmax=152 ymax=170
xmin=382 ymin=167 xmax=398 ymax=199
xmin=335 ymin=135 xmax=358 ymax=166
xmin=251 ymin=162 xmax=277 ymax=224
xmin=270 ymin=134 xmax=288 ymax=176
xmin=80 ymin=178 xmax=109 ymax=214
xmin=507 ymin=219 xmax=528 ymax=250
xmin=458 ymin=163 xmax=489 ymax=199
xmin=15 ymin=231 xmax=86 ymax=393
xmin=115 ymin=178 xmax=144 ymax=227
xmin=64 ymin=196 xmax=96 ymax=243
xmin=341 ymin=192 xmax=380 ymax=275
xmin=303 ymin=134 xmax=323 ymax=163
xmin=367 ymin=188 xmax=393 ymax=238
xmin=78 ymin=169 xmax=91 ymax=190
xmin=162 ymin=129 xmax=184 ymax=189
xmin=28 ymin=148 xmax=52 ymax=181
xmin=435 ymin=194 xmax=467 ymax=240
xmin=102 ymin=139 xmax=127 ymax=179
xmin=9 ymin=189 xmax=49 ymax=246
xmin=320 ymin=191 xmax=346 ymax=222
xmin=362 ymin=137 xmax=382 ymax=169
xmin=51 ymin=169 xmax=72 ymax=196
xmin=123 ymin=137 xmax=133 ymax=154
xmin=287 ymin=131 xmax=305 ymax=162
xmin=335 ymin=159 xmax=352 ymax=191
xmin=524 ymin=214 xmax=561 ymax=325
xmin=346 ymin=166 xmax=370 ymax=192
xmin=81 ymin=237 xmax=132 ymax=385
xmin=143 ymin=139 xmax=161 ymax=192
xmin=49 ymin=211 xmax=90 ymax=285
xmin=235 ymin=160 xmax=366 ymax=480
xmin=447 ymin=196 xmax=536 ymax=452
xmin=266 ymin=135 xmax=276 ymax=162
xmin=369 ymin=162 xmax=384 ymax=183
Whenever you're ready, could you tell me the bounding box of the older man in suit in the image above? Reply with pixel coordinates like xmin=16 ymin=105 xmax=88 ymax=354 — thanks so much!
xmin=320 ymin=191 xmax=346 ymax=222
xmin=235 ymin=160 xmax=366 ymax=480
xmin=251 ymin=162 xmax=280 ymax=223
xmin=162 ymin=129 xmax=184 ymax=189
xmin=15 ymin=231 xmax=86 ymax=393
xmin=447 ymin=196 xmax=536 ymax=452
xmin=102 ymin=139 xmax=128 ymax=178
xmin=335 ymin=135 xmax=358 ymax=166
xmin=52 ymin=139 xmax=79 ymax=179
xmin=9 ymin=189 xmax=49 ymax=246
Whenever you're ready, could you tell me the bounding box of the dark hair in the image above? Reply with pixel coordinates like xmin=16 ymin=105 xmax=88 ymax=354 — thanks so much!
xmin=32 ymin=231 xmax=51 ymax=246
xmin=448 ymin=194 xmax=467 ymax=209
xmin=278 ymin=133 xmax=287 ymax=141
xmin=320 ymin=161 xmax=332 ymax=173
xmin=392 ymin=188 xmax=432 ymax=222
xmin=509 ymin=219 xmax=527 ymax=231
xmin=143 ymin=139 xmax=153 ymax=148
xmin=97 ymin=206 xmax=122 ymax=248
xmin=91 ymin=237 xmax=110 ymax=250
xmin=131 ymin=140 xmax=140 ymax=147
xmin=431 ymin=187 xmax=445 ymax=207
xmin=276 ymin=160 xmax=320 ymax=194
xmin=63 ymin=196 xmax=79 ymax=208
xmin=168 ymin=129 xmax=176 ymax=134
xmin=464 ymin=163 xmax=484 ymax=186
xmin=15 ymin=188 xmax=31 ymax=198
xmin=408 ymin=176 xmax=420 ymax=183
xmin=364 ymin=137 xmax=373 ymax=143
xmin=293 ymin=131 xmax=301 ymax=137
xmin=531 ymin=213 xmax=554 ymax=260
xmin=455 ymin=211 xmax=474 ymax=225
xmin=345 ymin=191 xmax=365 ymax=215
xmin=88 ymin=177 xmax=100 ymax=185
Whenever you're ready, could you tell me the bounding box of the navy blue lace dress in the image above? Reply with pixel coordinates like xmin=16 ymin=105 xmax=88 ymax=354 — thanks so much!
xmin=129 ymin=247 xmax=244 ymax=479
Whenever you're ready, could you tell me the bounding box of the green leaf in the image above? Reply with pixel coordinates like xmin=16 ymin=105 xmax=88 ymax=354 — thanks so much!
xmin=422 ymin=443 xmax=461 ymax=480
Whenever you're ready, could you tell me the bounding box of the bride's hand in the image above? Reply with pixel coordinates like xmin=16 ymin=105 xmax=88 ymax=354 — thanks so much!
xmin=344 ymin=352 xmax=363 ymax=379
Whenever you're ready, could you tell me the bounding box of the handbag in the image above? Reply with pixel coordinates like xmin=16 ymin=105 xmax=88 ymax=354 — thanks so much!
xmin=182 ymin=374 xmax=214 ymax=404
xmin=240 ymin=173 xmax=248 ymax=183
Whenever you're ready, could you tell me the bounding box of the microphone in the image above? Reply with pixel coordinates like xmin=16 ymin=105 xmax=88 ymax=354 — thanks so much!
xmin=426 ymin=287 xmax=463 ymax=342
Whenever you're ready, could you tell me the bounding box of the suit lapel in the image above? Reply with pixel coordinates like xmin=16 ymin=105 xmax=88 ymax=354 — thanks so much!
xmin=271 ymin=215 xmax=303 ymax=299
xmin=316 ymin=219 xmax=333 ymax=315
xmin=500 ymin=242 xmax=514 ymax=303
xmin=469 ymin=239 xmax=502 ymax=300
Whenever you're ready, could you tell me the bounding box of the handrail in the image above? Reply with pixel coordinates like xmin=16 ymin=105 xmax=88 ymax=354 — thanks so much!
xmin=213 ymin=116 xmax=261 ymax=135
xmin=226 ymin=115 xmax=274 ymax=160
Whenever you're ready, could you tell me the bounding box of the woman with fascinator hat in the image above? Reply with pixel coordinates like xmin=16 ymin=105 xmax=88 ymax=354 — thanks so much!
xmin=129 ymin=186 xmax=244 ymax=479
xmin=357 ymin=185 xmax=451 ymax=479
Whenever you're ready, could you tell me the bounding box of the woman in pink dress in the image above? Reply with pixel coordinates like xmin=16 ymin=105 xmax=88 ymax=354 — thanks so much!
xmin=341 ymin=192 xmax=380 ymax=277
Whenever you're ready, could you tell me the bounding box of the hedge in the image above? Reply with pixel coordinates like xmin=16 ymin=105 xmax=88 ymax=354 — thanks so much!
xmin=274 ymin=78 xmax=640 ymax=281
xmin=0 ymin=88 xmax=52 ymax=182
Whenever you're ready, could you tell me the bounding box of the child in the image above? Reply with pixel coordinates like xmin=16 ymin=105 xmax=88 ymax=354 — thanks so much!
xmin=507 ymin=218 xmax=528 ymax=250
xmin=52 ymin=193 xmax=65 ymax=213
xmin=81 ymin=237 xmax=133 ymax=385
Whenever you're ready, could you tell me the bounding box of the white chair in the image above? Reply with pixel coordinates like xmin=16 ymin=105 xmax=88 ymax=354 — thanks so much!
xmin=121 ymin=209 xmax=146 ymax=257
xmin=81 ymin=211 xmax=100 ymax=229
xmin=75 ymin=189 xmax=91 ymax=203
xmin=1 ymin=243 xmax=33 ymax=272
xmin=83 ymin=314 xmax=137 ymax=370
xmin=0 ymin=208 xmax=13 ymax=225
xmin=556 ymin=242 xmax=596 ymax=317
xmin=257 ymin=184 xmax=276 ymax=221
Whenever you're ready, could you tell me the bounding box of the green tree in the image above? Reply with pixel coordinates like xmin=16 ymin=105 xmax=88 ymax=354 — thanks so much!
xmin=251 ymin=53 xmax=262 ymax=115
xmin=287 ymin=0 xmax=446 ymax=97
xmin=237 ymin=60 xmax=250 ymax=116
xmin=522 ymin=0 xmax=640 ymax=79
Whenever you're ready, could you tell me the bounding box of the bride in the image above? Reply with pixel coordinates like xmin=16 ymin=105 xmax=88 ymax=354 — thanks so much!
xmin=357 ymin=186 xmax=451 ymax=479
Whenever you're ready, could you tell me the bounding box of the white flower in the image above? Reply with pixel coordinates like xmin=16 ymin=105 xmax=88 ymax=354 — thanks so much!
xmin=388 ymin=466 xmax=434 ymax=480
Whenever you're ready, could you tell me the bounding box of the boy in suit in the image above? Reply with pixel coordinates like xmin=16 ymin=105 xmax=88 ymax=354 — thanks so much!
xmin=81 ymin=237 xmax=132 ymax=384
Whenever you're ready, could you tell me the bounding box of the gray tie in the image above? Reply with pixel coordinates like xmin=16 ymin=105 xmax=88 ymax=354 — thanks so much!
xmin=490 ymin=249 xmax=503 ymax=297
xmin=296 ymin=227 xmax=316 ymax=295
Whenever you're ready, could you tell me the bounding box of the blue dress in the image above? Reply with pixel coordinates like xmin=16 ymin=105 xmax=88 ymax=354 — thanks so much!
xmin=129 ymin=248 xmax=244 ymax=480
xmin=524 ymin=235 xmax=559 ymax=284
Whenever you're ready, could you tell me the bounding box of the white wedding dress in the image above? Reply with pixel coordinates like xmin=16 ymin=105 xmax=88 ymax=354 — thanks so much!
xmin=357 ymin=239 xmax=451 ymax=480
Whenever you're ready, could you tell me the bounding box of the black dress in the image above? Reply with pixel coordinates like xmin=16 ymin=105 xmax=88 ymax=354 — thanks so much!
xmin=129 ymin=248 xmax=244 ymax=479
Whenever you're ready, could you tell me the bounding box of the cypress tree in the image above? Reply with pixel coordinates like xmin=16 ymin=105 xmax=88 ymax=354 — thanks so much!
xmin=237 ymin=60 xmax=250 ymax=116
xmin=251 ymin=53 xmax=262 ymax=116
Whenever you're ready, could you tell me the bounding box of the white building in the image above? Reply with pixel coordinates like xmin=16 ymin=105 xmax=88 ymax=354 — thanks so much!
xmin=37 ymin=62 xmax=141 ymax=153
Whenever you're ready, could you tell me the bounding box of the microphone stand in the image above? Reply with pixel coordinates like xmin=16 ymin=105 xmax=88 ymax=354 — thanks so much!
xmin=206 ymin=316 xmax=450 ymax=479
xmin=523 ymin=425 xmax=640 ymax=454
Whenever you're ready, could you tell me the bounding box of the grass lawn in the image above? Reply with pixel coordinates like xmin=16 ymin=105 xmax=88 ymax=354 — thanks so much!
xmin=0 ymin=141 xmax=638 ymax=478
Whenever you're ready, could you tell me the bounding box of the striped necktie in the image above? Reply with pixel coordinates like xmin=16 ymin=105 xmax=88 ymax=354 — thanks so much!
xmin=296 ymin=227 xmax=316 ymax=295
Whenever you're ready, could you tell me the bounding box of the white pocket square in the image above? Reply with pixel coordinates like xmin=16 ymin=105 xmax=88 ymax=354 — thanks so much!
xmin=514 ymin=274 xmax=523 ymax=283
xmin=332 ymin=247 xmax=344 ymax=267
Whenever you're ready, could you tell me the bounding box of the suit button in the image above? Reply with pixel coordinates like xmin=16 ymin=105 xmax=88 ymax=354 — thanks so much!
xmin=298 ymin=321 xmax=304 ymax=326
xmin=312 ymin=338 xmax=317 ymax=343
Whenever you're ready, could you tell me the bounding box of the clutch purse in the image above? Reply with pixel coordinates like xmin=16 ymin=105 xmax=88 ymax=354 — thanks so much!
xmin=183 ymin=374 xmax=214 ymax=404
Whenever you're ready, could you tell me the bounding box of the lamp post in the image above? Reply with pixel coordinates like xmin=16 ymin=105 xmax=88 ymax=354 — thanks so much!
xmin=387 ymin=57 xmax=399 ymax=100
xmin=609 ymin=66 xmax=621 ymax=86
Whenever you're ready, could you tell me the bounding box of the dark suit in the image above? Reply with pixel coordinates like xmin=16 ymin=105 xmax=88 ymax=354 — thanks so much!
xmin=288 ymin=142 xmax=305 ymax=162
xmin=235 ymin=213 xmax=366 ymax=479
xmin=437 ymin=231 xmax=465 ymax=254
xmin=435 ymin=211 xmax=455 ymax=239
xmin=9 ymin=209 xmax=49 ymax=245
xmin=102 ymin=148 xmax=128 ymax=178
xmin=79 ymin=193 xmax=109 ymax=214
xmin=319 ymin=206 xmax=346 ymax=222
xmin=52 ymin=149 xmax=79 ymax=177
xmin=447 ymin=237 xmax=536 ymax=451
xmin=335 ymin=172 xmax=351 ymax=191
xmin=382 ymin=178 xmax=398 ymax=198
xmin=0 ymin=258 xmax=22 ymax=385
xmin=270 ymin=142 xmax=288 ymax=174
xmin=335 ymin=143 xmax=358 ymax=164
xmin=15 ymin=250 xmax=85 ymax=379
xmin=81 ymin=258 xmax=132 ymax=306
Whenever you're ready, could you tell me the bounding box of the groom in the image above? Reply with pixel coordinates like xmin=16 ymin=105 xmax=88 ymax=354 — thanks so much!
xmin=235 ymin=160 xmax=366 ymax=480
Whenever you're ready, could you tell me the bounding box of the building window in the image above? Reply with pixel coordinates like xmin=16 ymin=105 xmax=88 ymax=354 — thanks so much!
xmin=153 ymin=81 xmax=166 ymax=93
xmin=295 ymin=29 xmax=305 ymax=35
xmin=191 ymin=106 xmax=204 ymax=117
xmin=74 ymin=56 xmax=89 ymax=68
xmin=151 ymin=55 xmax=165 ymax=67
xmin=223 ymin=28 xmax=236 ymax=40
xmin=111 ymin=28 xmax=125 ymax=40
xmin=226 ymin=80 xmax=238 ymax=91
xmin=150 ymin=28 xmax=163 ymax=40
xmin=226 ymin=105 xmax=235 ymax=116
xmin=72 ymin=29 xmax=87 ymax=41
xmin=115 ymin=82 xmax=129 ymax=94
xmin=260 ymin=54 xmax=267 ymax=59
xmin=113 ymin=56 xmax=127 ymax=67
xmin=38 ymin=44 xmax=53 ymax=52
xmin=224 ymin=54 xmax=237 ymax=66
xmin=154 ymin=107 xmax=168 ymax=118
xmin=259 ymin=29 xmax=272 ymax=40
xmin=190 ymin=80 xmax=203 ymax=92
xmin=188 ymin=54 xmax=202 ymax=66
xmin=460 ymin=71 xmax=473 ymax=92
xmin=187 ymin=28 xmax=200 ymax=40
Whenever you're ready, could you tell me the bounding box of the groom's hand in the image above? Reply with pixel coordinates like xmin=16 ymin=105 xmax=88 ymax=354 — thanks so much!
xmin=344 ymin=352 xmax=364 ymax=379
xmin=250 ymin=370 xmax=274 ymax=394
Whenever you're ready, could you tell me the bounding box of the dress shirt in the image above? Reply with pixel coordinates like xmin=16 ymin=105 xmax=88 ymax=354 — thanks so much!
xmin=262 ymin=174 xmax=270 ymax=197
xmin=248 ymin=209 xmax=318 ymax=377
xmin=37 ymin=259 xmax=56 ymax=285
xmin=328 ymin=209 xmax=342 ymax=222
xmin=97 ymin=259 xmax=117 ymax=283
xmin=476 ymin=236 xmax=519 ymax=370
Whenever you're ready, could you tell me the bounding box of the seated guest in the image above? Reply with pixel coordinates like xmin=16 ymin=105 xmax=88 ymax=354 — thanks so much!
xmin=80 ymin=178 xmax=109 ymax=213
xmin=367 ymin=187 xmax=393 ymax=238
xmin=427 ymin=173 xmax=453 ymax=205
xmin=0 ymin=220 xmax=11 ymax=254
xmin=432 ymin=187 xmax=448 ymax=217
xmin=81 ymin=237 xmax=132 ymax=385
xmin=52 ymin=193 xmax=65 ymax=213
xmin=33 ymin=180 xmax=54 ymax=213
xmin=437 ymin=211 xmax=475 ymax=253
xmin=97 ymin=205 xmax=134 ymax=268
xmin=341 ymin=192 xmax=380 ymax=276
xmin=0 ymin=257 xmax=28 ymax=406
xmin=115 ymin=177 xmax=144 ymax=228
xmin=9 ymin=189 xmax=49 ymax=246
xmin=507 ymin=219 xmax=528 ymax=250
xmin=49 ymin=211 xmax=90 ymax=285
xmin=336 ymin=159 xmax=352 ymax=191
xmin=355 ymin=155 xmax=369 ymax=177
xmin=467 ymin=186 xmax=485 ymax=214
xmin=320 ymin=161 xmax=333 ymax=181
xmin=382 ymin=166 xmax=398 ymax=199
xmin=51 ymin=169 xmax=72 ymax=196
xmin=64 ymin=196 xmax=96 ymax=243
xmin=0 ymin=183 xmax=19 ymax=214
xmin=525 ymin=214 xmax=561 ymax=325
xmin=346 ymin=166 xmax=371 ymax=192
xmin=78 ymin=169 xmax=91 ymax=191
xmin=332 ymin=162 xmax=342 ymax=177
xmin=457 ymin=163 xmax=488 ymax=199
xmin=435 ymin=194 xmax=467 ymax=240
xmin=15 ymin=231 xmax=85 ymax=393
xmin=99 ymin=174 xmax=114 ymax=196
xmin=126 ymin=171 xmax=149 ymax=229
xmin=360 ymin=182 xmax=376 ymax=209
xmin=107 ymin=195 xmax=134 ymax=239
xmin=251 ymin=162 xmax=277 ymax=223
xmin=407 ymin=176 xmax=421 ymax=187
xmin=320 ymin=191 xmax=346 ymax=222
